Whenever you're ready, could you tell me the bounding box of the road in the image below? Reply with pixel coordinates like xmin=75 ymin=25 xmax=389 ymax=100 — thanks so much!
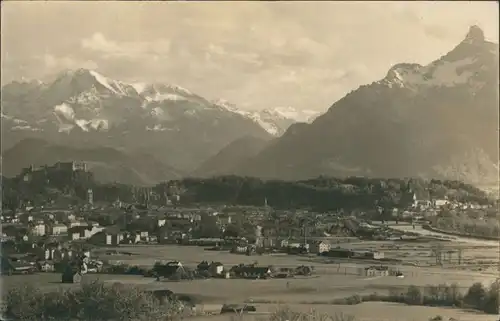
xmin=389 ymin=224 xmax=499 ymax=247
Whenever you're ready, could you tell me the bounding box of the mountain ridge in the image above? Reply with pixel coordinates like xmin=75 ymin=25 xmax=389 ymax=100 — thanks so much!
xmin=2 ymin=69 xmax=307 ymax=172
xmin=192 ymin=136 xmax=271 ymax=178
xmin=233 ymin=25 xmax=499 ymax=186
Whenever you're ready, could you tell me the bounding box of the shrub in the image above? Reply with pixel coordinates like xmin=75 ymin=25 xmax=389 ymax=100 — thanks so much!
xmin=2 ymin=280 xmax=181 ymax=321
xmin=263 ymin=307 xmax=356 ymax=321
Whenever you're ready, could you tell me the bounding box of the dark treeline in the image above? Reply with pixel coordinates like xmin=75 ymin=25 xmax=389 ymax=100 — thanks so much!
xmin=2 ymin=172 xmax=493 ymax=211
xmin=162 ymin=175 xmax=492 ymax=211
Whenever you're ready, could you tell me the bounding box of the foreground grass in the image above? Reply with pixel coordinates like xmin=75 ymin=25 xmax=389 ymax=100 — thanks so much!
xmin=2 ymin=280 xmax=497 ymax=320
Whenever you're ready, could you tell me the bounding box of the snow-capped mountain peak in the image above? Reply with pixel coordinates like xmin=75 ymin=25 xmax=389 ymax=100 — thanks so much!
xmin=131 ymin=82 xmax=147 ymax=94
xmin=212 ymin=99 xmax=238 ymax=112
xmin=261 ymin=106 xmax=321 ymax=123
xmin=379 ymin=26 xmax=495 ymax=90
xmin=212 ymin=99 xmax=322 ymax=136
xmin=47 ymin=68 xmax=139 ymax=99
xmin=2 ymin=69 xmax=275 ymax=176
xmin=3 ymin=68 xmax=318 ymax=138
xmin=87 ymin=70 xmax=126 ymax=95
xmin=139 ymin=83 xmax=193 ymax=103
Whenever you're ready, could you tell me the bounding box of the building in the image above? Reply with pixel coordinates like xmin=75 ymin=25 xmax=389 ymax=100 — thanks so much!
xmin=106 ymin=233 xmax=124 ymax=245
xmin=262 ymin=237 xmax=275 ymax=248
xmin=68 ymin=220 xmax=85 ymax=228
xmin=309 ymin=241 xmax=331 ymax=254
xmin=209 ymin=262 xmax=224 ymax=276
xmin=434 ymin=199 xmax=449 ymax=207
xmin=39 ymin=261 xmax=55 ymax=272
xmin=87 ymin=189 xmax=94 ymax=205
xmin=55 ymin=161 xmax=87 ymax=172
xmin=47 ymin=224 xmax=68 ymax=236
xmin=359 ymin=265 xmax=390 ymax=277
xmin=158 ymin=219 xmax=166 ymax=228
xmin=89 ymin=230 xmax=124 ymax=246
xmin=69 ymin=225 xmax=104 ymax=240
xmin=231 ymin=265 xmax=272 ymax=278
xmin=217 ymin=214 xmax=232 ymax=225
xmin=367 ymin=251 xmax=385 ymax=260
xmin=231 ymin=245 xmax=248 ymax=254
xmin=412 ymin=191 xmax=432 ymax=210
xmin=31 ymin=223 xmax=46 ymax=236
xmin=354 ymin=250 xmax=385 ymax=260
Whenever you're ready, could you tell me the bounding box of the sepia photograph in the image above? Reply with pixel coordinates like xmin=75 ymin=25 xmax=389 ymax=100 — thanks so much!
xmin=0 ymin=1 xmax=499 ymax=321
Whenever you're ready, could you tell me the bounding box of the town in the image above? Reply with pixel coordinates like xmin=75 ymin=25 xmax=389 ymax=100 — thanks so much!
xmin=1 ymin=161 xmax=499 ymax=320
xmin=2 ymin=2 xmax=499 ymax=319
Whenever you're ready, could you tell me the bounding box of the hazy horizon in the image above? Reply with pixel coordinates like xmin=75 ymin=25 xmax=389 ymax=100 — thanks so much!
xmin=1 ymin=1 xmax=498 ymax=111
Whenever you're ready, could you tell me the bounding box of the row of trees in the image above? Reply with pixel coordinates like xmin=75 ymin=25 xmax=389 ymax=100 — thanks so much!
xmin=403 ymin=281 xmax=499 ymax=314
xmin=336 ymin=281 xmax=498 ymax=315
xmin=432 ymin=210 xmax=500 ymax=238
xmin=170 ymin=176 xmax=492 ymax=211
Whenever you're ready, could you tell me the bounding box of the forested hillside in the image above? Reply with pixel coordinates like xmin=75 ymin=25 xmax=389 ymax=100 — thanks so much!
xmin=3 ymin=170 xmax=492 ymax=212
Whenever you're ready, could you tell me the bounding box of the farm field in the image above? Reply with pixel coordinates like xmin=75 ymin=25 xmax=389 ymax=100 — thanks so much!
xmin=92 ymin=243 xmax=498 ymax=278
xmin=3 ymin=243 xmax=497 ymax=296
xmin=2 ymin=232 xmax=497 ymax=321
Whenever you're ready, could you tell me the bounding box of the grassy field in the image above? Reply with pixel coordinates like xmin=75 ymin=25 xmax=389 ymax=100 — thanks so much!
xmin=187 ymin=302 xmax=494 ymax=321
xmin=94 ymin=242 xmax=499 ymax=267
xmin=2 ymin=274 xmax=493 ymax=321
xmin=2 ymin=242 xmax=497 ymax=321
xmin=92 ymin=243 xmax=498 ymax=279
xmin=3 ymin=243 xmax=496 ymax=293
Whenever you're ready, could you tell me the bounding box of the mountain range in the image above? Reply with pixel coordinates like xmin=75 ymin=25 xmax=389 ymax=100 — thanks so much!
xmin=1 ymin=68 xmax=319 ymax=177
xmin=2 ymin=26 xmax=498 ymax=187
xmin=232 ymin=26 xmax=499 ymax=186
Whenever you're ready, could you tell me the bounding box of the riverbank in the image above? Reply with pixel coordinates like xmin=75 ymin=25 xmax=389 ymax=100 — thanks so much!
xmin=422 ymin=224 xmax=500 ymax=241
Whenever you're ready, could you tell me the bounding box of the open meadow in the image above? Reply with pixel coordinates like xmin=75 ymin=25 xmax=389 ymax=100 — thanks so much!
xmin=188 ymin=303 xmax=494 ymax=321
xmin=3 ymin=242 xmax=497 ymax=298
xmin=2 ymin=231 xmax=498 ymax=321
xmin=2 ymin=272 xmax=495 ymax=321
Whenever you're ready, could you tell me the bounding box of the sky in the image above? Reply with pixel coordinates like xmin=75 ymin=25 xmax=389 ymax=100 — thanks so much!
xmin=1 ymin=1 xmax=498 ymax=111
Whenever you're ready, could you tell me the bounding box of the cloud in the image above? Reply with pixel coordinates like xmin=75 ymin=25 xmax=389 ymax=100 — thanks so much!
xmin=81 ymin=32 xmax=120 ymax=54
xmin=41 ymin=53 xmax=98 ymax=70
xmin=81 ymin=32 xmax=171 ymax=59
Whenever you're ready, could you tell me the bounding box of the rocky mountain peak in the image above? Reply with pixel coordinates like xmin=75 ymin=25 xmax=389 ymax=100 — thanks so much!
xmin=463 ymin=25 xmax=485 ymax=44
xmin=236 ymin=25 xmax=498 ymax=185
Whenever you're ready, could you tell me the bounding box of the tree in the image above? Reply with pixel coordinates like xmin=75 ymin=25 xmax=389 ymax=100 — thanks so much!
xmin=223 ymin=224 xmax=241 ymax=238
xmin=406 ymin=285 xmax=423 ymax=305
xmin=464 ymin=282 xmax=487 ymax=309
xmin=3 ymin=281 xmax=181 ymax=321
xmin=483 ymin=281 xmax=500 ymax=314
xmin=195 ymin=214 xmax=220 ymax=238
